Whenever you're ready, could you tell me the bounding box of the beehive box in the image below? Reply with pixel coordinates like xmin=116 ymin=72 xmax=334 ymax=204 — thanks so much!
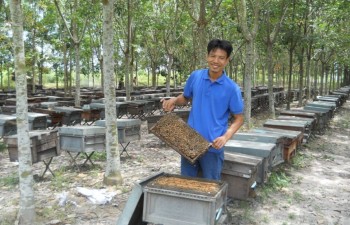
xmin=173 ymin=109 xmax=190 ymax=123
xmin=233 ymin=133 xmax=285 ymax=168
xmin=143 ymin=174 xmax=228 ymax=225
xmin=4 ymin=130 xmax=60 ymax=163
xmin=221 ymin=152 xmax=261 ymax=200
xmin=224 ymin=140 xmax=275 ymax=184
xmin=27 ymin=112 xmax=48 ymax=130
xmin=116 ymin=102 xmax=129 ymax=118
xmin=145 ymin=114 xmax=164 ymax=131
xmin=0 ymin=114 xmax=17 ymax=136
xmin=58 ymin=126 xmax=105 ymax=152
xmin=149 ymin=113 xmax=210 ymax=164
xmin=94 ymin=118 xmax=141 ymax=143
xmin=53 ymin=106 xmax=83 ymax=125
xmin=40 ymin=101 xmax=58 ymax=109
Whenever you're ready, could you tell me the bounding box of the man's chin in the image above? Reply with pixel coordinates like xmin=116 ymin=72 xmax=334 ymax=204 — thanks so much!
xmin=209 ymin=68 xmax=222 ymax=73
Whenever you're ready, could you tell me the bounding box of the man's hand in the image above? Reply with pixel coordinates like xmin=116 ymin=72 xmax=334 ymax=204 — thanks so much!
xmin=211 ymin=136 xmax=228 ymax=149
xmin=161 ymin=98 xmax=176 ymax=112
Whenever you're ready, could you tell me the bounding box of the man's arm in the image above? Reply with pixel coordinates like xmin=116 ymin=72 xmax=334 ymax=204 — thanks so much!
xmin=161 ymin=93 xmax=189 ymax=112
xmin=212 ymin=114 xmax=244 ymax=149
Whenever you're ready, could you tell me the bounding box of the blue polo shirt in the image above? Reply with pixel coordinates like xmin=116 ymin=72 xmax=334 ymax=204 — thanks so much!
xmin=183 ymin=69 xmax=244 ymax=153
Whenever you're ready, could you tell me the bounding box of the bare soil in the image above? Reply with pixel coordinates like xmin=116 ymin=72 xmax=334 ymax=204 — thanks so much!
xmin=0 ymin=101 xmax=349 ymax=225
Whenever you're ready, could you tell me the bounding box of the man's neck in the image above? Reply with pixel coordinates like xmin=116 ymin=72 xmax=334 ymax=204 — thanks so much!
xmin=209 ymin=71 xmax=223 ymax=81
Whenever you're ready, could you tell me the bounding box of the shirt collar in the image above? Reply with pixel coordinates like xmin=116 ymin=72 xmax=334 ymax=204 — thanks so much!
xmin=204 ymin=69 xmax=226 ymax=84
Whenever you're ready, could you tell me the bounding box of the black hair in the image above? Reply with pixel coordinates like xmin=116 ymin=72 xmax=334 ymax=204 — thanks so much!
xmin=207 ymin=39 xmax=233 ymax=58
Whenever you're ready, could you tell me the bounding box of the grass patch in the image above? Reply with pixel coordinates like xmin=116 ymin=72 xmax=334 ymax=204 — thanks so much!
xmin=88 ymin=152 xmax=107 ymax=161
xmin=268 ymin=171 xmax=291 ymax=189
xmin=288 ymin=212 xmax=296 ymax=220
xmin=291 ymin=152 xmax=312 ymax=169
xmin=0 ymin=172 xmax=19 ymax=187
xmin=292 ymin=191 xmax=304 ymax=202
xmin=0 ymin=211 xmax=17 ymax=225
xmin=262 ymin=215 xmax=270 ymax=223
xmin=0 ymin=141 xmax=7 ymax=153
xmin=321 ymin=154 xmax=335 ymax=161
xmin=260 ymin=171 xmax=291 ymax=199
xmin=239 ymin=201 xmax=254 ymax=223
xmin=49 ymin=168 xmax=72 ymax=191
xmin=37 ymin=204 xmax=75 ymax=223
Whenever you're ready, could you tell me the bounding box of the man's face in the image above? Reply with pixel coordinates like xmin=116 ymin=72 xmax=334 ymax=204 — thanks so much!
xmin=206 ymin=48 xmax=229 ymax=75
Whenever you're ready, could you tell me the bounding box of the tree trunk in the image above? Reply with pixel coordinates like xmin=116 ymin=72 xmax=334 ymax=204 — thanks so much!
xmin=73 ymin=43 xmax=81 ymax=107
xmin=305 ymin=48 xmax=312 ymax=100
xmin=298 ymin=47 xmax=304 ymax=107
xmin=102 ymin=0 xmax=123 ymax=186
xmin=266 ymin=41 xmax=275 ymax=118
xmin=151 ymin=62 xmax=156 ymax=87
xmin=336 ymin=64 xmax=340 ymax=89
xmin=237 ymin=0 xmax=260 ymax=128
xmin=38 ymin=38 xmax=44 ymax=86
xmin=63 ymin=42 xmax=68 ymax=94
xmin=287 ymin=48 xmax=293 ymax=110
xmin=313 ymin=60 xmax=318 ymax=97
xmin=124 ymin=0 xmax=133 ymax=100
xmin=262 ymin=64 xmax=265 ymax=86
xmin=244 ymin=40 xmax=253 ymax=126
xmin=0 ymin=61 xmax=3 ymax=90
xmin=31 ymin=28 xmax=36 ymax=95
xmin=99 ymin=57 xmax=104 ymax=90
xmin=10 ymin=0 xmax=36 ymax=223
xmin=166 ymin=53 xmax=173 ymax=97
xmin=324 ymin=65 xmax=329 ymax=95
xmin=320 ymin=62 xmax=325 ymax=96
xmin=7 ymin=64 xmax=10 ymax=90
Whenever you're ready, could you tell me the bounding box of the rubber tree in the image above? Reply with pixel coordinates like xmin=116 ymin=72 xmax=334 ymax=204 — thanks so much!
xmin=156 ymin=0 xmax=184 ymax=96
xmin=236 ymin=0 xmax=261 ymax=128
xmin=54 ymin=0 xmax=89 ymax=107
xmin=102 ymin=0 xmax=123 ymax=186
xmin=10 ymin=0 xmax=36 ymax=224
xmin=261 ymin=0 xmax=288 ymax=118
xmin=182 ymin=0 xmax=224 ymax=68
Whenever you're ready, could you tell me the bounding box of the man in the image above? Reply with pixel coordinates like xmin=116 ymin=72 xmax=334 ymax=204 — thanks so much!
xmin=162 ymin=39 xmax=244 ymax=180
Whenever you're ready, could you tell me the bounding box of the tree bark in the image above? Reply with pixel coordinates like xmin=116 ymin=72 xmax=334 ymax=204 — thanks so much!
xmin=102 ymin=0 xmax=123 ymax=186
xmin=54 ymin=0 xmax=89 ymax=106
xmin=125 ymin=0 xmax=132 ymax=101
xmin=10 ymin=0 xmax=36 ymax=224
xmin=237 ymin=0 xmax=260 ymax=128
xmin=298 ymin=47 xmax=304 ymax=107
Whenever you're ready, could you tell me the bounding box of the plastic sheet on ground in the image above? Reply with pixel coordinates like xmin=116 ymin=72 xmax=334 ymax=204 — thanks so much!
xmin=76 ymin=187 xmax=117 ymax=205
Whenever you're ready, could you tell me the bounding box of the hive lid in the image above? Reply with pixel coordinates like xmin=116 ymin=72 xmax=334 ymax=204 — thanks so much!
xmin=54 ymin=106 xmax=83 ymax=113
xmin=149 ymin=113 xmax=210 ymax=164
xmin=90 ymin=102 xmax=106 ymax=109
xmin=225 ymin=140 xmax=275 ymax=158
xmin=40 ymin=102 xmax=58 ymax=109
xmin=59 ymin=125 xmax=105 ymax=136
xmin=0 ymin=114 xmax=16 ymax=123
xmin=95 ymin=119 xmax=141 ymax=128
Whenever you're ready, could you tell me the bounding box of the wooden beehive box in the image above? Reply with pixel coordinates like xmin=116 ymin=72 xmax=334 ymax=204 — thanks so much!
xmin=221 ymin=152 xmax=261 ymax=200
xmin=149 ymin=113 xmax=210 ymax=164
xmin=4 ymin=130 xmax=60 ymax=163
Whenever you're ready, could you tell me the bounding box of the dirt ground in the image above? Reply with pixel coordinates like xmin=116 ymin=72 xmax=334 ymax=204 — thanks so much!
xmin=0 ymin=100 xmax=349 ymax=225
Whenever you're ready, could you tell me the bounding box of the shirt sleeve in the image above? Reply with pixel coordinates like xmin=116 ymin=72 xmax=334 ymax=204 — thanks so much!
xmin=230 ymin=84 xmax=244 ymax=114
xmin=183 ymin=72 xmax=196 ymax=99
